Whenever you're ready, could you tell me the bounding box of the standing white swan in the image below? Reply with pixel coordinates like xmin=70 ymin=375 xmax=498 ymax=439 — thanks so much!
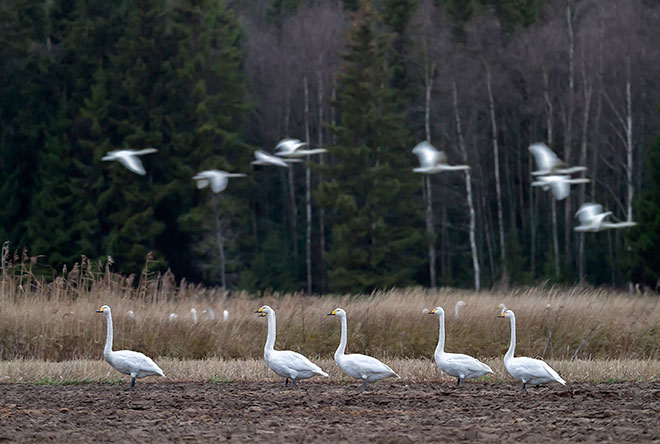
xmin=101 ymin=148 xmax=157 ymax=175
xmin=499 ymin=310 xmax=565 ymax=389
xmin=96 ymin=305 xmax=164 ymax=388
xmin=255 ymin=305 xmax=328 ymax=388
xmin=202 ymin=308 xmax=215 ymax=321
xmin=428 ymin=307 xmax=493 ymax=386
xmin=327 ymin=308 xmax=400 ymax=391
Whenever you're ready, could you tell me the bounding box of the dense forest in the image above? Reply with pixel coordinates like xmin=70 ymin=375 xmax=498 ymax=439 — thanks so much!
xmin=1 ymin=0 xmax=659 ymax=293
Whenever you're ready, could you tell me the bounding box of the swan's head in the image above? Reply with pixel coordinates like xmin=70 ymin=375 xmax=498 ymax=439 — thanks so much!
xmin=456 ymin=301 xmax=466 ymax=308
xmin=327 ymin=308 xmax=346 ymax=317
xmin=190 ymin=308 xmax=197 ymax=315
xmin=498 ymin=309 xmax=514 ymax=319
xmin=498 ymin=303 xmax=507 ymax=315
xmin=421 ymin=308 xmax=429 ymax=314
xmin=255 ymin=305 xmax=273 ymax=317
xmin=429 ymin=307 xmax=445 ymax=316
xmin=96 ymin=305 xmax=111 ymax=315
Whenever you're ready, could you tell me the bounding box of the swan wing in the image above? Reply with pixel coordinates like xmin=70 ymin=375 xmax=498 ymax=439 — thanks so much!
xmin=255 ymin=150 xmax=289 ymax=167
xmin=339 ymin=353 xmax=399 ymax=380
xmin=116 ymin=153 xmax=146 ymax=175
xmin=550 ymin=179 xmax=570 ymax=200
xmin=506 ymin=357 xmax=564 ymax=385
xmin=208 ymin=173 xmax=229 ymax=193
xmin=412 ymin=141 xmax=439 ymax=168
xmin=268 ymin=350 xmax=328 ymax=378
xmin=109 ymin=350 xmax=164 ymax=377
xmin=529 ymin=143 xmax=559 ymax=173
xmin=438 ymin=353 xmax=493 ymax=378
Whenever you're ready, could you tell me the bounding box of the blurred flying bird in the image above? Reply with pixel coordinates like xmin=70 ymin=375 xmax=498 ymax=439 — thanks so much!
xmin=275 ymin=138 xmax=327 ymax=157
xmin=574 ymin=203 xmax=637 ymax=232
xmin=193 ymin=170 xmax=247 ymax=193
xmin=412 ymin=141 xmax=469 ymax=174
xmin=101 ymin=148 xmax=157 ymax=175
xmin=528 ymin=143 xmax=587 ymax=176
xmin=531 ymin=175 xmax=590 ymax=200
xmin=251 ymin=150 xmax=302 ymax=167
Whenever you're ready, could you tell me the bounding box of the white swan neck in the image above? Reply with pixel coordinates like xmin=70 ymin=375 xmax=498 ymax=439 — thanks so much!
xmin=264 ymin=311 xmax=276 ymax=356
xmin=335 ymin=314 xmax=348 ymax=360
xmin=505 ymin=314 xmax=516 ymax=361
xmin=435 ymin=312 xmax=446 ymax=356
xmin=104 ymin=311 xmax=114 ymax=356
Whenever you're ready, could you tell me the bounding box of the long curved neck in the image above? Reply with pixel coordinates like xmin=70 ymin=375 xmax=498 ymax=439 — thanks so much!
xmin=435 ymin=313 xmax=446 ymax=356
xmin=335 ymin=315 xmax=348 ymax=360
xmin=264 ymin=311 xmax=276 ymax=355
xmin=104 ymin=312 xmax=114 ymax=356
xmin=505 ymin=315 xmax=516 ymax=360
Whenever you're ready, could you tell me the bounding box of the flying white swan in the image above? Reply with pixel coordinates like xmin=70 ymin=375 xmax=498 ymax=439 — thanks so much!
xmin=223 ymin=309 xmax=229 ymax=322
xmin=498 ymin=303 xmax=507 ymax=316
xmin=190 ymin=308 xmax=198 ymax=324
xmin=499 ymin=309 xmax=565 ymax=389
xmin=101 ymin=148 xmax=157 ymax=175
xmin=327 ymin=308 xmax=400 ymax=391
xmin=428 ymin=307 xmax=493 ymax=386
xmin=531 ymin=174 xmax=590 ymax=200
xmin=454 ymin=301 xmax=466 ymax=320
xmin=256 ymin=305 xmax=328 ymax=388
xmin=528 ymin=143 xmax=587 ymax=176
xmin=193 ymin=170 xmax=247 ymax=193
xmin=251 ymin=150 xmax=302 ymax=167
xmin=202 ymin=308 xmax=215 ymax=321
xmin=275 ymin=138 xmax=327 ymax=157
xmin=96 ymin=305 xmax=165 ymax=388
xmin=412 ymin=141 xmax=470 ymax=174
xmin=574 ymin=203 xmax=637 ymax=232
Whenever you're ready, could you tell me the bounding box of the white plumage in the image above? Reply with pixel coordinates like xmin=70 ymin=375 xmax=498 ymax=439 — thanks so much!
xmin=275 ymin=138 xmax=327 ymax=157
xmin=168 ymin=313 xmax=177 ymax=321
xmin=428 ymin=307 xmax=492 ymax=386
xmin=223 ymin=309 xmax=229 ymax=322
xmin=251 ymin=150 xmax=302 ymax=168
xmin=454 ymin=300 xmax=466 ymax=319
xmin=96 ymin=305 xmax=164 ymax=388
xmin=412 ymin=141 xmax=470 ymax=174
xmin=202 ymin=308 xmax=215 ymax=321
xmin=498 ymin=303 xmax=507 ymax=316
xmin=328 ymin=308 xmax=400 ymax=391
xmin=531 ymin=174 xmax=590 ymax=200
xmin=190 ymin=308 xmax=198 ymax=324
xmin=499 ymin=309 xmax=565 ymax=389
xmin=193 ymin=170 xmax=247 ymax=193
xmin=528 ymin=143 xmax=586 ymax=176
xmin=101 ymin=148 xmax=157 ymax=175
xmin=255 ymin=305 xmax=328 ymax=388
xmin=574 ymin=202 xmax=637 ymax=232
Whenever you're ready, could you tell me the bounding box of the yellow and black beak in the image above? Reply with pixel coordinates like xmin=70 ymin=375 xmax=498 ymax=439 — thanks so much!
xmin=498 ymin=312 xmax=506 ymax=318
xmin=255 ymin=307 xmax=266 ymax=317
xmin=327 ymin=309 xmax=337 ymax=316
xmin=96 ymin=307 xmax=104 ymax=313
xmin=428 ymin=309 xmax=436 ymax=315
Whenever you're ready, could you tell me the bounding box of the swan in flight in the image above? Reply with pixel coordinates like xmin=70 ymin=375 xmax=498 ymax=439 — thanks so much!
xmin=202 ymin=308 xmax=215 ymax=321
xmin=454 ymin=301 xmax=466 ymax=320
xmin=223 ymin=309 xmax=229 ymax=322
xmin=193 ymin=170 xmax=247 ymax=193
xmin=101 ymin=148 xmax=157 ymax=175
xmin=256 ymin=305 xmax=328 ymax=388
xmin=275 ymin=138 xmax=327 ymax=157
xmin=499 ymin=310 xmax=565 ymax=389
xmin=528 ymin=143 xmax=586 ymax=176
xmin=328 ymin=308 xmax=400 ymax=391
xmin=251 ymin=150 xmax=302 ymax=168
xmin=96 ymin=305 xmax=164 ymax=388
xmin=574 ymin=203 xmax=637 ymax=232
xmin=531 ymin=175 xmax=590 ymax=200
xmin=412 ymin=141 xmax=470 ymax=174
xmin=428 ymin=307 xmax=493 ymax=386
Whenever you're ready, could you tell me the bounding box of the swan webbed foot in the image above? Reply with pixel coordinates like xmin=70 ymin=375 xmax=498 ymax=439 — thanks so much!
xmin=361 ymin=380 xmax=367 ymax=392
xmin=130 ymin=376 xmax=136 ymax=389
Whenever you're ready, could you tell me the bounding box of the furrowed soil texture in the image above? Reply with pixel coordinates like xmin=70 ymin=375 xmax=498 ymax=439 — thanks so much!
xmin=2 ymin=382 xmax=659 ymax=442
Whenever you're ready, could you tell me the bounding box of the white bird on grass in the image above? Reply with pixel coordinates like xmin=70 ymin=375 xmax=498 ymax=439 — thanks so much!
xmin=223 ymin=309 xmax=229 ymax=322
xmin=101 ymin=148 xmax=157 ymax=175
xmin=168 ymin=313 xmax=177 ymax=321
xmin=327 ymin=308 xmax=400 ymax=391
xmin=127 ymin=310 xmax=135 ymax=320
xmin=96 ymin=305 xmax=164 ymax=388
xmin=499 ymin=309 xmax=565 ymax=389
xmin=202 ymin=308 xmax=215 ymax=321
xmin=412 ymin=141 xmax=470 ymax=174
xmin=193 ymin=170 xmax=247 ymax=193
xmin=531 ymin=175 xmax=590 ymax=201
xmin=251 ymin=150 xmax=302 ymax=168
xmin=190 ymin=308 xmax=198 ymax=324
xmin=428 ymin=307 xmax=493 ymax=386
xmin=574 ymin=203 xmax=637 ymax=232
xmin=275 ymin=138 xmax=327 ymax=157
xmin=454 ymin=301 xmax=466 ymax=320
xmin=256 ymin=305 xmax=328 ymax=388
xmin=528 ymin=143 xmax=587 ymax=176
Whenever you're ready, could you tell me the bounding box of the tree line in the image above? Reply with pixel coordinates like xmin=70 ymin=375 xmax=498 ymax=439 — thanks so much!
xmin=1 ymin=0 xmax=659 ymax=293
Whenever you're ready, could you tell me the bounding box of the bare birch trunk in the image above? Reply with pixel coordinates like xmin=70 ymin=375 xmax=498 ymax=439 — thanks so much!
xmin=578 ymin=59 xmax=593 ymax=280
xmin=284 ymin=86 xmax=298 ymax=272
xmin=452 ymin=79 xmax=480 ymax=290
xmin=304 ymin=75 xmax=312 ymax=294
xmin=317 ymin=71 xmax=326 ymax=294
xmin=625 ymin=56 xmax=634 ymax=222
xmin=485 ymin=61 xmax=507 ymax=284
xmin=211 ymin=195 xmax=226 ymax=292
xmin=424 ymin=61 xmax=437 ymax=288
xmin=543 ymin=65 xmax=560 ymax=279
xmin=564 ymin=2 xmax=575 ymax=267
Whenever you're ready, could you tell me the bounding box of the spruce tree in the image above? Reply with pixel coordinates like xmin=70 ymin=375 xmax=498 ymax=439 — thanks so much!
xmin=317 ymin=0 xmax=424 ymax=293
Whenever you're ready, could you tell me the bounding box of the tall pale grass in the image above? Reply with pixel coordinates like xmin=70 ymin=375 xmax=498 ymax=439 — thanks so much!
xmin=1 ymin=248 xmax=660 ymax=362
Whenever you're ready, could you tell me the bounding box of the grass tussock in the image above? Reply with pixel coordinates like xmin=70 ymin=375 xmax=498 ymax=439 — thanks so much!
xmin=2 ymin=250 xmax=660 ymax=363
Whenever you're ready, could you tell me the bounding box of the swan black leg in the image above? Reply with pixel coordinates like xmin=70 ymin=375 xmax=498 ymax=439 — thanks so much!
xmin=522 ymin=381 xmax=527 ymax=390
xmin=361 ymin=380 xmax=367 ymax=392
xmin=457 ymin=378 xmax=463 ymax=387
xmin=130 ymin=376 xmax=136 ymax=388
xmin=284 ymin=378 xmax=289 ymax=387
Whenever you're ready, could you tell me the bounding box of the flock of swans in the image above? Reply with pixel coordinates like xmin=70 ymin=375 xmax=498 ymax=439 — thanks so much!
xmin=96 ymin=302 xmax=565 ymax=391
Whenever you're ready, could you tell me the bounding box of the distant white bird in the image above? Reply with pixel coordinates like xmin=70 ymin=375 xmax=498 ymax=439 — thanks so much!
xmin=168 ymin=313 xmax=177 ymax=321
xmin=574 ymin=203 xmax=637 ymax=232
xmin=499 ymin=310 xmax=566 ymax=389
xmin=528 ymin=143 xmax=586 ymax=176
xmin=428 ymin=307 xmax=493 ymax=386
xmin=328 ymin=308 xmax=400 ymax=391
xmin=275 ymin=138 xmax=328 ymax=157
xmin=96 ymin=305 xmax=164 ymax=388
xmin=101 ymin=148 xmax=157 ymax=175
xmin=454 ymin=301 xmax=466 ymax=320
xmin=127 ymin=310 xmax=135 ymax=320
xmin=531 ymin=175 xmax=590 ymax=200
xmin=251 ymin=150 xmax=302 ymax=167
xmin=421 ymin=308 xmax=430 ymax=315
xmin=190 ymin=308 xmax=198 ymax=324
xmin=256 ymin=305 xmax=328 ymax=388
xmin=498 ymin=303 xmax=507 ymax=316
xmin=412 ymin=141 xmax=470 ymax=174
xmin=193 ymin=170 xmax=247 ymax=193
xmin=202 ymin=308 xmax=215 ymax=321
xmin=223 ymin=309 xmax=229 ymax=322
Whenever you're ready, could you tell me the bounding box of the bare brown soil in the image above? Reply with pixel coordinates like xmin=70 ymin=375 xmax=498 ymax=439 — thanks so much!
xmin=2 ymin=381 xmax=660 ymax=442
